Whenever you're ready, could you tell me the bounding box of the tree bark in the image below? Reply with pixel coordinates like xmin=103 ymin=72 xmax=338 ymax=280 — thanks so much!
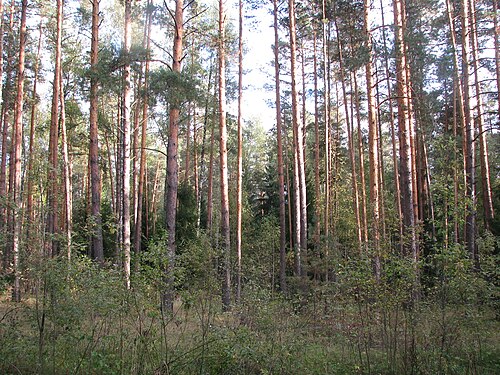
xmin=469 ymin=0 xmax=494 ymax=231
xmin=236 ymin=0 xmax=243 ymax=303
xmin=219 ymin=0 xmax=231 ymax=310
xmin=134 ymin=0 xmax=153 ymax=255
xmin=273 ymin=0 xmax=287 ymax=292
xmin=289 ymin=0 xmax=307 ymax=276
xmin=47 ymin=0 xmax=63 ymax=258
xmin=163 ymin=0 xmax=184 ymax=312
xmin=89 ymin=0 xmax=104 ymax=262
xmin=11 ymin=0 xmax=27 ymax=302
xmin=365 ymin=0 xmax=381 ymax=280
xmin=393 ymin=0 xmax=418 ymax=290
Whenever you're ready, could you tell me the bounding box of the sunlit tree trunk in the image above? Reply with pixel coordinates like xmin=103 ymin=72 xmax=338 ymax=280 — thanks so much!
xmin=163 ymin=0 xmax=184 ymax=312
xmin=493 ymin=0 xmax=500 ymax=124
xmin=122 ymin=0 xmax=133 ymax=287
xmin=60 ymin=70 xmax=72 ymax=260
xmin=364 ymin=0 xmax=381 ymax=279
xmin=219 ymin=0 xmax=231 ymax=310
xmin=11 ymin=0 xmax=27 ymax=302
xmin=289 ymin=0 xmax=306 ymax=275
xmin=236 ymin=0 xmax=243 ymax=303
xmin=273 ymin=0 xmax=287 ymax=292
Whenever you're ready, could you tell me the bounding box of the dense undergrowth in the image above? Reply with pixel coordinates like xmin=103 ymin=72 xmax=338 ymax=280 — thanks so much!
xmin=1 ymin=234 xmax=499 ymax=375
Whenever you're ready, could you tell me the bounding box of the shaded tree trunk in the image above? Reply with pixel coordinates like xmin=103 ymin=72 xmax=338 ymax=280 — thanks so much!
xmin=47 ymin=0 xmax=63 ymax=258
xmin=89 ymin=0 xmax=104 ymax=262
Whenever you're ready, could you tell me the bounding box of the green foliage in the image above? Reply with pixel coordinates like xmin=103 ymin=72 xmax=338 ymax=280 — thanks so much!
xmin=149 ymin=68 xmax=199 ymax=108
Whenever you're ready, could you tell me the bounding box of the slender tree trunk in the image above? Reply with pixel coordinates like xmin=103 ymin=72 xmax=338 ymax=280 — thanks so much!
xmin=469 ymin=0 xmax=494 ymax=230
xmin=334 ymin=20 xmax=362 ymax=253
xmin=493 ymin=0 xmax=500 ymax=124
xmin=11 ymin=0 xmax=27 ymax=302
xmin=364 ymin=0 xmax=381 ymax=280
xmin=393 ymin=0 xmax=418 ymax=283
xmin=134 ymin=1 xmax=152 ymax=255
xmin=322 ymin=2 xmax=331 ymax=275
xmin=47 ymin=0 xmax=63 ymax=258
xmin=60 ymin=73 xmax=72 ymax=260
xmin=236 ymin=0 xmax=243 ymax=303
xmin=163 ymin=0 xmax=184 ymax=312
xmin=219 ymin=0 xmax=231 ymax=310
xmin=313 ymin=31 xmax=321 ymax=257
xmin=460 ymin=0 xmax=476 ymax=263
xmin=352 ymin=73 xmax=369 ymax=249
xmin=122 ymin=0 xmax=132 ymax=287
xmin=289 ymin=0 xmax=306 ymax=275
xmin=26 ymin=21 xmax=42 ymax=233
xmin=89 ymin=0 xmax=104 ymax=262
xmin=273 ymin=0 xmax=287 ymax=292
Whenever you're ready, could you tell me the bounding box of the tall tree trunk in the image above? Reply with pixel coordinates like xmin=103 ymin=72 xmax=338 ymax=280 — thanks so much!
xmin=313 ymin=31 xmax=321 ymax=258
xmin=89 ymin=0 xmax=104 ymax=262
xmin=219 ymin=0 xmax=231 ymax=310
xmin=11 ymin=0 xmax=27 ymax=302
xmin=47 ymin=0 xmax=63 ymax=258
xmin=352 ymin=73 xmax=369 ymax=249
xmin=134 ymin=0 xmax=152 ymax=255
xmin=393 ymin=0 xmax=418 ymax=284
xmin=26 ymin=21 xmax=42 ymax=235
xmin=322 ymin=1 xmax=331 ymax=278
xmin=364 ymin=0 xmax=381 ymax=280
xmin=122 ymin=0 xmax=132 ymax=287
xmin=460 ymin=0 xmax=476 ymax=263
xmin=334 ymin=19 xmax=362 ymax=253
xmin=289 ymin=0 xmax=306 ymax=275
xmin=236 ymin=0 xmax=243 ymax=303
xmin=493 ymin=0 xmax=500 ymax=124
xmin=469 ymin=0 xmax=494 ymax=230
xmin=163 ymin=0 xmax=184 ymax=312
xmin=60 ymin=73 xmax=72 ymax=260
xmin=273 ymin=0 xmax=287 ymax=292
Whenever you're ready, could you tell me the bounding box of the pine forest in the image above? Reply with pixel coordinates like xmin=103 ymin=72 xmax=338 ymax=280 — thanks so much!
xmin=0 ymin=0 xmax=499 ymax=373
